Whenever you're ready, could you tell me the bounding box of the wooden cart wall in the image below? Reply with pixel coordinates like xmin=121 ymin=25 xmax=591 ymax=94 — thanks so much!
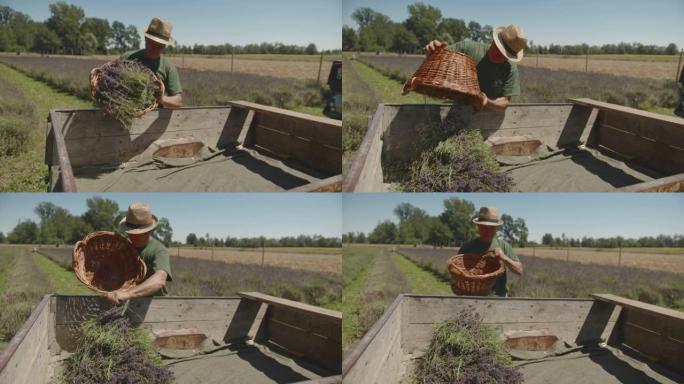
xmin=342 ymin=295 xmax=622 ymax=384
xmin=0 ymin=293 xmax=342 ymax=384
xmin=46 ymin=102 xmax=342 ymax=192
xmin=343 ymin=99 xmax=684 ymax=192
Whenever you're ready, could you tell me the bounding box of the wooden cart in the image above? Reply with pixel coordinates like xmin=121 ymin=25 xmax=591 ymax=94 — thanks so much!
xmin=46 ymin=101 xmax=342 ymax=192
xmin=344 ymin=99 xmax=684 ymax=192
xmin=0 ymin=292 xmax=342 ymax=384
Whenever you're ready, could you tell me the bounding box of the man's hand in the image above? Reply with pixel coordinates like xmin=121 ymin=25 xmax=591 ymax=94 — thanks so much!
xmin=424 ymin=40 xmax=447 ymax=55
xmin=492 ymin=247 xmax=506 ymax=261
xmin=154 ymin=80 xmax=165 ymax=104
xmin=489 ymin=248 xmax=524 ymax=276
xmin=105 ymin=290 xmax=130 ymax=305
xmin=473 ymin=92 xmax=488 ymax=112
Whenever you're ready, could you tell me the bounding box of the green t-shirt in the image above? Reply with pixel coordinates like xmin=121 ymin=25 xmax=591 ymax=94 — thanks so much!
xmin=136 ymin=237 xmax=173 ymax=296
xmin=120 ymin=49 xmax=183 ymax=96
xmin=449 ymin=40 xmax=520 ymax=99
xmin=458 ymin=236 xmax=519 ymax=297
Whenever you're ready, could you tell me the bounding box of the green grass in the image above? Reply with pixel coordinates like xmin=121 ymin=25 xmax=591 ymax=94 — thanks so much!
xmin=340 ymin=246 xmax=377 ymax=349
xmin=351 ymin=60 xmax=439 ymax=104
xmin=0 ymin=63 xmax=92 ymax=191
xmin=33 ymin=253 xmax=92 ymax=295
xmin=392 ymin=252 xmax=451 ymax=295
xmin=0 ymin=248 xmax=18 ymax=293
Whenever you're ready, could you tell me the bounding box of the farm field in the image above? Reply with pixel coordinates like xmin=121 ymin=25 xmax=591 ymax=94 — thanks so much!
xmin=39 ymin=245 xmax=341 ymax=274
xmin=396 ymin=247 xmax=684 ymax=310
xmin=37 ymin=246 xmax=341 ymax=307
xmin=341 ymin=245 xmax=449 ymax=352
xmin=0 ymin=52 xmax=337 ymax=80
xmin=354 ymin=52 xmax=682 ymax=80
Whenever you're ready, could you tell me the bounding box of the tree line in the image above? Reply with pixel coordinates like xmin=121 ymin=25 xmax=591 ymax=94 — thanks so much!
xmin=0 ymin=197 xmax=341 ymax=248
xmin=184 ymin=233 xmax=341 ymax=248
xmin=343 ymin=197 xmax=529 ymax=247
xmin=0 ymin=2 xmax=337 ymax=56
xmin=0 ymin=197 xmax=174 ymax=246
xmin=342 ymin=3 xmax=679 ymax=55
xmin=539 ymin=233 xmax=684 ymax=248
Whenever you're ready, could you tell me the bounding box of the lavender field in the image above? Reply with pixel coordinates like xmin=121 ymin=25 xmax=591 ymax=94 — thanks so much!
xmin=37 ymin=247 xmax=341 ymax=308
xmin=397 ymin=247 xmax=684 ymax=310
xmin=356 ymin=54 xmax=678 ymax=111
xmin=0 ymin=55 xmax=323 ymax=110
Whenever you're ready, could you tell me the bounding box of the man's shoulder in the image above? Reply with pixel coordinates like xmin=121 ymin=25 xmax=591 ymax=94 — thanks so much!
xmin=159 ymin=54 xmax=177 ymax=70
xmin=493 ymin=237 xmax=513 ymax=248
xmin=144 ymin=238 xmax=168 ymax=254
xmin=120 ymin=49 xmax=144 ymax=60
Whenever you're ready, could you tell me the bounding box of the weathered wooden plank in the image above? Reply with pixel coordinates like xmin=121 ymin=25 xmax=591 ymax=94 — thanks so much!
xmin=342 ymin=295 xmax=404 ymax=384
xmin=266 ymin=315 xmax=340 ymax=373
xmin=54 ymin=296 xmax=241 ymax=324
xmin=254 ymin=111 xmax=341 ymax=148
xmin=405 ymin=296 xmax=597 ymax=324
xmin=621 ymin=318 xmax=684 ymax=372
xmin=602 ymin=110 xmax=684 ymax=146
xmin=238 ymin=292 xmax=341 ymax=321
xmin=226 ymin=100 xmax=342 ymax=128
xmin=269 ymin=305 xmax=340 ymax=341
xmin=622 ymin=309 xmax=684 ymax=343
xmin=570 ymin=98 xmax=684 ymax=126
xmin=288 ymin=175 xmax=343 ymax=192
xmin=49 ymin=111 xmax=77 ymax=192
xmin=0 ymin=295 xmax=51 ymax=384
xmin=616 ymin=172 xmax=684 ymax=192
xmin=253 ymin=123 xmax=341 ymax=175
xmin=592 ymin=294 xmax=684 ymax=321
xmin=343 ymin=104 xmax=386 ymax=192
xmin=598 ymin=124 xmax=684 ymax=175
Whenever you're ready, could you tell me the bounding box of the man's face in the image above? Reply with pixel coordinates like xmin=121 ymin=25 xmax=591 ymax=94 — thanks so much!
xmin=144 ymin=38 xmax=166 ymax=59
xmin=487 ymin=42 xmax=507 ymax=64
xmin=128 ymin=231 xmax=152 ymax=247
xmin=477 ymin=224 xmax=498 ymax=243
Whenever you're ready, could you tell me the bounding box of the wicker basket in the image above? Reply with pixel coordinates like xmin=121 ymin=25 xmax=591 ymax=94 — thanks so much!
xmin=402 ymin=49 xmax=484 ymax=107
xmin=447 ymin=252 xmax=504 ymax=296
xmin=89 ymin=61 xmax=161 ymax=118
xmin=72 ymin=231 xmax=147 ymax=293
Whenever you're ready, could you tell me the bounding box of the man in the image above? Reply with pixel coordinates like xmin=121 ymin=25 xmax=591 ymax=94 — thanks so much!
xmin=675 ymin=63 xmax=684 ymax=118
xmin=120 ymin=17 xmax=183 ymax=108
xmin=105 ymin=202 xmax=173 ymax=304
xmin=457 ymin=206 xmax=523 ymax=297
xmin=424 ymin=24 xmax=528 ymax=111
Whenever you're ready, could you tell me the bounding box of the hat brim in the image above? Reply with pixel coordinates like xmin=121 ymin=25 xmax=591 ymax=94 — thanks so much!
xmin=119 ymin=214 xmax=159 ymax=234
xmin=473 ymin=218 xmax=503 ymax=227
xmin=144 ymin=31 xmax=175 ymax=46
xmin=493 ymin=26 xmax=523 ymax=62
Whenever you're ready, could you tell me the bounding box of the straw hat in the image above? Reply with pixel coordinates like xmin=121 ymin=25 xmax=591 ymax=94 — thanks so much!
xmin=493 ymin=24 xmax=527 ymax=62
xmin=119 ymin=202 xmax=159 ymax=234
xmin=144 ymin=18 xmax=175 ymax=46
xmin=472 ymin=206 xmax=503 ymax=226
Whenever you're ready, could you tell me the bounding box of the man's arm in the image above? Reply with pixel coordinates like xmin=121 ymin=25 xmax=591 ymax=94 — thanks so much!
xmin=482 ymin=96 xmax=511 ymax=111
xmin=105 ymin=270 xmax=168 ymax=304
xmin=493 ymin=247 xmax=523 ymax=275
xmin=160 ymin=93 xmax=182 ymax=109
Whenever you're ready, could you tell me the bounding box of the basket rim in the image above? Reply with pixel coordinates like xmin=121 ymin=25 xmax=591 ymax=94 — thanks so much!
xmin=89 ymin=60 xmax=160 ymax=115
xmin=447 ymin=252 xmax=504 ymax=280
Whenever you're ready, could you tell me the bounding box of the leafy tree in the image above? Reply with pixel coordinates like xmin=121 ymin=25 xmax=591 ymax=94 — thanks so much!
xmin=153 ymin=217 xmax=173 ymax=246
xmin=0 ymin=232 xmax=5 ymax=243
xmin=369 ymin=220 xmax=397 ymax=243
xmin=186 ymin=233 xmax=198 ymax=246
xmin=82 ymin=197 xmax=120 ymax=231
xmin=81 ymin=31 xmax=97 ymax=54
xmin=8 ymin=220 xmax=40 ymax=244
xmin=305 ymin=43 xmax=318 ymax=55
xmin=541 ymin=233 xmax=554 ymax=245
xmin=427 ymin=218 xmax=452 ymax=246
xmin=125 ymin=24 xmax=140 ymax=49
xmin=403 ymin=3 xmax=441 ymax=47
xmin=391 ymin=24 xmax=419 ymax=53
xmin=351 ymin=7 xmax=378 ymax=29
xmin=467 ymin=21 xmax=481 ymax=41
xmin=32 ymin=23 xmax=61 ymax=53
xmin=439 ymin=197 xmax=476 ymax=245
xmin=342 ymin=25 xmax=357 ymax=51
xmin=46 ymin=1 xmax=85 ymax=52
xmin=110 ymin=21 xmax=127 ymax=51
xmin=438 ymin=17 xmax=468 ymax=43
xmin=81 ymin=17 xmax=110 ymax=52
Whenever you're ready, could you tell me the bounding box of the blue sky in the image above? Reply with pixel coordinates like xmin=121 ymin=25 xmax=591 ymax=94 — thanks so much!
xmin=343 ymin=193 xmax=684 ymax=242
xmin=1 ymin=0 xmax=342 ymax=49
xmin=343 ymin=0 xmax=684 ymax=49
xmin=0 ymin=193 xmax=342 ymax=242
